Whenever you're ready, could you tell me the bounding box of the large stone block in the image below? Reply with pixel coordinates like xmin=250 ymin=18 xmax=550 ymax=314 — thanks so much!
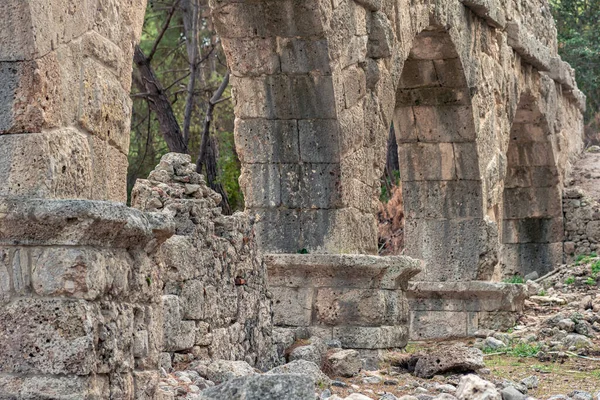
xmin=0 ymin=0 xmax=96 ymax=62
xmin=251 ymin=209 xmax=301 ymax=253
xmin=222 ymin=37 xmax=280 ymax=76
xmin=235 ymin=119 xmax=299 ymax=163
xmin=402 ymin=180 xmax=483 ymax=219
xmin=29 ymin=247 xmax=130 ymax=300
xmin=232 ymin=75 xmax=336 ymax=119
xmin=0 ymin=298 xmax=97 ymax=375
xmin=278 ymin=38 xmax=331 ymax=74
xmin=298 ymin=119 xmax=341 ymax=162
xmin=503 ymin=187 xmax=563 ymax=219
xmin=280 ymin=163 xmax=342 ymax=209
xmin=314 ymin=288 xmax=404 ymax=326
xmin=399 ymin=59 xmax=438 ymax=88
xmin=0 ymin=129 xmax=93 ymax=199
xmin=404 ymin=218 xmax=489 ymax=281
xmin=397 ymin=87 xmax=470 ymax=107
xmin=398 ymin=142 xmax=456 ymax=181
xmin=239 ymin=163 xmax=281 ymax=208
xmin=505 ymin=166 xmax=559 ymax=188
xmin=213 ymin=0 xmax=329 ymax=39
xmin=0 ymin=374 xmax=109 ymax=399
xmin=506 ymin=142 xmax=555 ymax=167
xmin=412 ymin=105 xmax=476 ymax=142
xmin=271 ymin=286 xmax=313 ymax=327
xmin=502 ymin=217 xmax=563 ymax=244
xmin=410 ymin=310 xmax=467 ymax=340
xmin=501 ymin=242 xmax=563 ymax=277
xmin=333 ymin=325 xmax=407 ymax=349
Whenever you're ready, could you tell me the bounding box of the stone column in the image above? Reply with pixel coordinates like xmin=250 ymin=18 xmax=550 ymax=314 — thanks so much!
xmin=0 ymin=0 xmax=146 ymax=202
xmin=0 ymin=2 xmax=171 ymax=398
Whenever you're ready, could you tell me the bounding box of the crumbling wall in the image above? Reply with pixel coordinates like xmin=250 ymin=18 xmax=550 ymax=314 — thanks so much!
xmin=563 ymin=188 xmax=600 ymax=259
xmin=131 ymin=153 xmax=276 ymax=371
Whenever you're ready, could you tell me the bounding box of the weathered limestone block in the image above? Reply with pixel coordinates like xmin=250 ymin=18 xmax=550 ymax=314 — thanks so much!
xmin=266 ymin=254 xmax=421 ymax=349
xmin=0 ymin=298 xmax=97 ymax=375
xmin=0 ymin=374 xmax=109 ymax=399
xmin=506 ymin=22 xmax=551 ymax=71
xmin=407 ymin=281 xmax=527 ymax=340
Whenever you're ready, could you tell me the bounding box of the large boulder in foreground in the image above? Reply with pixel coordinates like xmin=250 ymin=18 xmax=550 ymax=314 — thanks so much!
xmin=413 ymin=345 xmax=485 ymax=378
xmin=199 ymin=374 xmax=314 ymax=400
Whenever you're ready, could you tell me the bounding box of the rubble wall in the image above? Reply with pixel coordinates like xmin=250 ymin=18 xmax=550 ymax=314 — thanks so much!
xmin=563 ymin=188 xmax=600 ymax=259
xmin=131 ymin=154 xmax=277 ymax=371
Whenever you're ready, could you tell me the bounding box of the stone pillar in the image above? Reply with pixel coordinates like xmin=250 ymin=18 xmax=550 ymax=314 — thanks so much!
xmin=0 ymin=1 xmax=167 ymax=398
xmin=0 ymin=0 xmax=146 ymax=202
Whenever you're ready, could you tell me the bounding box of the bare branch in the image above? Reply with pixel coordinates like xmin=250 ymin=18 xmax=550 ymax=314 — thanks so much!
xmin=147 ymin=0 xmax=180 ymax=63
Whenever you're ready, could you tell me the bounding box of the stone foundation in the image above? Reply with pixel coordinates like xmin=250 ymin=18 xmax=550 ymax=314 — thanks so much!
xmin=266 ymin=254 xmax=421 ymax=349
xmin=407 ymin=281 xmax=528 ymax=340
xmin=0 ymin=198 xmax=172 ymax=398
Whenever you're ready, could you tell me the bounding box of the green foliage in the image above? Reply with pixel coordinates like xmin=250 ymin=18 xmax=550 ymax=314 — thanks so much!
xmin=538 ymin=289 xmax=547 ymax=296
xmin=585 ymin=276 xmax=597 ymax=285
xmin=571 ymin=312 xmax=583 ymax=322
xmin=509 ymin=343 xmax=540 ymax=358
xmin=503 ymin=275 xmax=525 ymax=284
xmin=297 ymin=248 xmax=309 ymax=254
xmin=129 ymin=1 xmax=242 ymax=211
xmin=591 ymin=260 xmax=600 ymax=275
xmin=550 ymin=0 xmax=600 ymax=126
xmin=565 ymin=276 xmax=575 ymax=285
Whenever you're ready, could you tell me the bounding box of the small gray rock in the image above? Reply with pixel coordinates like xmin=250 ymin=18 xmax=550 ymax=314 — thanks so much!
xmin=520 ymin=376 xmax=538 ymax=389
xmin=267 ymin=359 xmax=331 ymax=387
xmin=199 ymin=374 xmax=314 ymax=400
xmin=570 ymin=391 xmax=593 ymax=400
xmin=501 ymin=386 xmax=526 ymax=400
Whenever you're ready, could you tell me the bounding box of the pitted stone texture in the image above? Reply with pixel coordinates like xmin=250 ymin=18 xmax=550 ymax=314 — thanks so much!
xmin=199 ymin=374 xmax=315 ymax=400
xmin=266 ymin=253 xmax=420 ymax=350
xmin=132 ymin=153 xmax=276 ymax=370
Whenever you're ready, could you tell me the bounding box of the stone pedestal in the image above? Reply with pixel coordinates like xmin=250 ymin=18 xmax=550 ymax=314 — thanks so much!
xmin=407 ymin=281 xmax=528 ymax=340
xmin=0 ymin=198 xmax=172 ymax=398
xmin=265 ymin=254 xmax=421 ymax=349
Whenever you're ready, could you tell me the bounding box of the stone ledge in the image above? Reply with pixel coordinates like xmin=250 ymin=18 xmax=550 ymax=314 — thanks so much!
xmin=265 ymin=253 xmax=422 ymax=290
xmin=506 ymin=22 xmax=551 ymax=72
xmin=547 ymin=56 xmax=576 ymax=90
xmin=407 ymin=281 xmax=527 ymax=340
xmin=566 ymin=88 xmax=587 ymax=113
xmin=459 ymin=0 xmax=506 ymax=28
xmin=0 ymin=198 xmax=174 ymax=248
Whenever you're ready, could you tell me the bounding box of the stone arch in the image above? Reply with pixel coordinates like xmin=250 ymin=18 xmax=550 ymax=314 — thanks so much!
xmin=501 ymin=92 xmax=564 ymax=277
xmin=393 ymin=26 xmax=488 ymax=282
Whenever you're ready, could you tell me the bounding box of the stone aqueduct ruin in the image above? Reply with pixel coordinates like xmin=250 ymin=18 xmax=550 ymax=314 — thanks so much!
xmin=0 ymin=0 xmax=588 ymax=397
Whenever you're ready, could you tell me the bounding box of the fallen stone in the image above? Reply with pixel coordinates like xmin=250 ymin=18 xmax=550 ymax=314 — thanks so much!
xmin=191 ymin=359 xmax=256 ymax=384
xmin=434 ymin=395 xmax=457 ymax=400
xmin=520 ymin=375 xmax=538 ymax=389
xmin=198 ymin=374 xmax=314 ymax=400
xmin=456 ymin=375 xmax=500 ymax=400
xmin=529 ymin=296 xmax=567 ymax=305
xmin=563 ymin=333 xmax=594 ymax=349
xmin=524 ymin=271 xmax=539 ymax=281
xmin=557 ymin=319 xmax=575 ymax=332
xmin=413 ymin=345 xmax=485 ymax=378
xmin=569 ymin=390 xmax=593 ymax=400
xmin=327 ymin=349 xmax=362 ymax=377
xmin=346 ymin=394 xmax=375 ymax=400
xmin=485 ymin=337 xmax=507 ymax=350
xmin=267 ymin=359 xmax=331 ymax=387
xmin=500 ymin=386 xmax=525 ymax=400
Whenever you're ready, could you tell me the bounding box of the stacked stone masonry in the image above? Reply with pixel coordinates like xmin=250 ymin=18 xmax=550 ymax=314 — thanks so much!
xmin=212 ymin=0 xmax=586 ymax=282
xmin=0 ymin=0 xmax=146 ymax=202
xmin=563 ymin=187 xmax=600 ymax=259
xmin=131 ymin=153 xmax=277 ymax=371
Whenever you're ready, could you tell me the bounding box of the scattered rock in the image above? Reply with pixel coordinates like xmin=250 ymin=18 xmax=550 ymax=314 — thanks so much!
xmin=327 ymin=349 xmax=362 ymax=377
xmin=456 ymin=375 xmax=501 ymax=400
xmin=191 ymin=359 xmax=256 ymax=384
xmin=198 ymin=374 xmax=315 ymax=400
xmin=267 ymin=359 xmax=331 ymax=387
xmin=520 ymin=376 xmax=538 ymax=389
xmin=485 ymin=337 xmax=507 ymax=350
xmin=413 ymin=346 xmax=485 ymax=378
xmin=500 ymin=386 xmax=526 ymax=400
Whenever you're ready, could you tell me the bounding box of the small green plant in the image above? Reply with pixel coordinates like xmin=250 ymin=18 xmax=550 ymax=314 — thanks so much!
xmin=538 ymin=289 xmax=547 ymax=296
xmin=509 ymin=342 xmax=540 ymax=357
xmin=591 ymin=260 xmax=600 ymax=275
xmin=585 ymin=276 xmax=597 ymax=285
xmin=503 ymin=275 xmax=525 ymax=284
xmin=565 ymin=276 xmax=575 ymax=285
xmin=575 ymin=252 xmax=598 ymax=265
xmin=145 ymin=276 xmax=152 ymax=286
xmin=297 ymin=248 xmax=309 ymax=254
xmin=591 ymin=370 xmax=600 ymax=379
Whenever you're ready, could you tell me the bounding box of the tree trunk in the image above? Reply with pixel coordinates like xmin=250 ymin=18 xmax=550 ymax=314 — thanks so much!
xmin=133 ymin=45 xmax=188 ymax=154
xmin=206 ymin=136 xmax=232 ymax=215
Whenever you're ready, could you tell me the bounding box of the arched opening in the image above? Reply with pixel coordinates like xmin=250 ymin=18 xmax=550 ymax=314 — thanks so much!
xmin=393 ymin=27 xmax=487 ymax=282
xmin=501 ymin=94 xmax=563 ymax=277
